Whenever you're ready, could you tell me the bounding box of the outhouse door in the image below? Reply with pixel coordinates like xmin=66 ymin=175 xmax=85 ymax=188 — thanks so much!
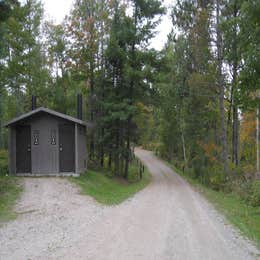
xmin=16 ymin=125 xmax=31 ymax=173
xmin=59 ymin=124 xmax=75 ymax=172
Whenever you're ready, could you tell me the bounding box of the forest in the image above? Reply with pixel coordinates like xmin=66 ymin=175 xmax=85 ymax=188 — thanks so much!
xmin=0 ymin=0 xmax=259 ymax=203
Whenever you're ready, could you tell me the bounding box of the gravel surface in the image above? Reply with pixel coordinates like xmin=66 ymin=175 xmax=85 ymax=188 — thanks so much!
xmin=0 ymin=148 xmax=259 ymax=260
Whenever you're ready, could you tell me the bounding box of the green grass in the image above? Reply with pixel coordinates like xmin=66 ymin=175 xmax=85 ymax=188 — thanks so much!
xmin=0 ymin=176 xmax=23 ymax=222
xmin=171 ymin=164 xmax=260 ymax=249
xmin=200 ymin=186 xmax=260 ymax=249
xmin=71 ymin=168 xmax=151 ymax=205
xmin=0 ymin=149 xmax=23 ymax=223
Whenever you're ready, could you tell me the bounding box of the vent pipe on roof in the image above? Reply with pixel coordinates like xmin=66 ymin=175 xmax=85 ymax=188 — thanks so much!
xmin=32 ymin=95 xmax=37 ymax=110
xmin=77 ymin=93 xmax=82 ymax=120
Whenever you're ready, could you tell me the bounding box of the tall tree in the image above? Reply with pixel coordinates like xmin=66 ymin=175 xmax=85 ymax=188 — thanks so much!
xmin=67 ymin=0 xmax=112 ymax=160
xmin=0 ymin=0 xmax=19 ymax=148
xmin=2 ymin=0 xmax=47 ymax=114
xmin=215 ymin=0 xmax=228 ymax=173
xmin=102 ymin=0 xmax=164 ymax=177
xmin=239 ymin=0 xmax=260 ymax=110
xmin=222 ymin=0 xmax=242 ymax=166
xmin=169 ymin=0 xmax=220 ymax=178
xmin=123 ymin=0 xmax=164 ymax=178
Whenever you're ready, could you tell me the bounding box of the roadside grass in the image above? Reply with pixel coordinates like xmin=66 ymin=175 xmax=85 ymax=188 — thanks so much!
xmin=0 ymin=150 xmax=23 ymax=223
xmin=0 ymin=176 xmax=23 ymax=223
xmin=172 ymin=165 xmax=260 ymax=249
xmin=71 ymin=166 xmax=151 ymax=205
xmin=0 ymin=177 xmax=22 ymax=222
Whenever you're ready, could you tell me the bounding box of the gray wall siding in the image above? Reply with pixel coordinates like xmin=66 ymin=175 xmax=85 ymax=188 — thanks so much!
xmin=8 ymin=127 xmax=16 ymax=175
xmin=8 ymin=112 xmax=86 ymax=176
xmin=30 ymin=115 xmax=59 ymax=174
xmin=76 ymin=124 xmax=87 ymax=173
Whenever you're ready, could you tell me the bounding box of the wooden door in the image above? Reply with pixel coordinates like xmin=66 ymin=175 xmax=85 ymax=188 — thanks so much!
xmin=16 ymin=125 xmax=31 ymax=173
xmin=59 ymin=124 xmax=75 ymax=172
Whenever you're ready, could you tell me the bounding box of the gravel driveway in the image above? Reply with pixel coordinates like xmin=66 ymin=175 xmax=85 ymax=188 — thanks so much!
xmin=0 ymin=148 xmax=259 ymax=259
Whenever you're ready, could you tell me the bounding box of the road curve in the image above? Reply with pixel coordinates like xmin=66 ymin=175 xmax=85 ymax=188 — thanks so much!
xmin=0 ymin=148 xmax=259 ymax=259
xmin=135 ymin=148 xmax=259 ymax=260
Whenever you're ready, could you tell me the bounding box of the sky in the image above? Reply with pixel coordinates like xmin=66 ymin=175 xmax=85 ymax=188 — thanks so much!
xmin=42 ymin=0 xmax=173 ymax=51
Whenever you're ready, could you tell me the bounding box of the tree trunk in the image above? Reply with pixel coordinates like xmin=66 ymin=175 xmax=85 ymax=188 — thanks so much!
xmin=115 ymin=122 xmax=120 ymax=176
xmin=216 ymin=0 xmax=228 ymax=174
xmin=89 ymin=56 xmax=95 ymax=161
xmin=232 ymin=105 xmax=239 ymax=166
xmin=257 ymin=106 xmax=259 ymax=173
xmin=124 ymin=130 xmax=130 ymax=179
xmin=100 ymin=128 xmax=104 ymax=167
xmin=0 ymin=90 xmax=3 ymax=149
xmin=124 ymin=3 xmax=137 ymax=179
xmin=108 ymin=148 xmax=112 ymax=168
xmin=181 ymin=131 xmax=187 ymax=164
xmin=232 ymin=63 xmax=239 ymax=166
xmin=99 ymin=0 xmax=105 ymax=167
xmin=231 ymin=1 xmax=239 ymax=167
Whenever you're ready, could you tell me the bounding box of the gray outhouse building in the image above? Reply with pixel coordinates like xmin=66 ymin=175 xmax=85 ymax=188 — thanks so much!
xmin=4 ymin=107 xmax=87 ymax=176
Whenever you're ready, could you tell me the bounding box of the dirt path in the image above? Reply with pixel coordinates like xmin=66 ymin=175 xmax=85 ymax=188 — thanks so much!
xmin=0 ymin=148 xmax=259 ymax=259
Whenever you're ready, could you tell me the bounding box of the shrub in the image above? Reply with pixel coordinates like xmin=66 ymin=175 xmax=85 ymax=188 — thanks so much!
xmin=158 ymin=144 xmax=172 ymax=161
xmin=231 ymin=177 xmax=252 ymax=200
xmin=191 ymin=155 xmax=204 ymax=179
xmin=231 ymin=178 xmax=260 ymax=207
xmin=0 ymin=150 xmax=8 ymax=176
xmin=228 ymin=162 xmax=244 ymax=176
xmin=185 ymin=167 xmax=194 ymax=177
xmin=128 ymin=162 xmax=142 ymax=182
xmin=248 ymin=180 xmax=260 ymax=207
xmin=208 ymin=165 xmax=226 ymax=191
xmin=242 ymin=164 xmax=255 ymax=176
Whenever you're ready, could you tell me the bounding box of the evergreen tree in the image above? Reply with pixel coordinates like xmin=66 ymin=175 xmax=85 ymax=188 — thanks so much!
xmin=222 ymin=0 xmax=242 ymax=166
xmin=0 ymin=0 xmax=20 ymax=148
xmin=2 ymin=0 xmax=47 ymax=114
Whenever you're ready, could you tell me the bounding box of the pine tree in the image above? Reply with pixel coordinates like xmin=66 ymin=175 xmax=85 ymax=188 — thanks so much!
xmin=0 ymin=0 xmax=20 ymax=148
xmin=2 ymin=0 xmax=47 ymax=114
xmin=222 ymin=0 xmax=243 ymax=166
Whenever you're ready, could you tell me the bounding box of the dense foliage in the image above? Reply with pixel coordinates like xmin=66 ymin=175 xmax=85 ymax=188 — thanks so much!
xmin=153 ymin=0 xmax=260 ymax=194
xmin=0 ymin=0 xmax=259 ymax=192
xmin=0 ymin=0 xmax=164 ymax=179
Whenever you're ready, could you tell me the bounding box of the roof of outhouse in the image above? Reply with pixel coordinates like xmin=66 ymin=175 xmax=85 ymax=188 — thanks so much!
xmin=4 ymin=107 xmax=90 ymax=127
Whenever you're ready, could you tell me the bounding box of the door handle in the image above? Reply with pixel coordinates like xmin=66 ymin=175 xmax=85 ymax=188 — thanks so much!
xmin=27 ymin=145 xmax=31 ymax=152
xmin=59 ymin=145 xmax=63 ymax=151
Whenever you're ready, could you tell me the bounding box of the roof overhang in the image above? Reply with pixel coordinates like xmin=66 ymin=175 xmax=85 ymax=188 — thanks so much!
xmin=4 ymin=107 xmax=91 ymax=128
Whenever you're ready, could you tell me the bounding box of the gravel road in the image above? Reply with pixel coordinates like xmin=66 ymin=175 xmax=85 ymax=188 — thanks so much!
xmin=0 ymin=148 xmax=259 ymax=260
